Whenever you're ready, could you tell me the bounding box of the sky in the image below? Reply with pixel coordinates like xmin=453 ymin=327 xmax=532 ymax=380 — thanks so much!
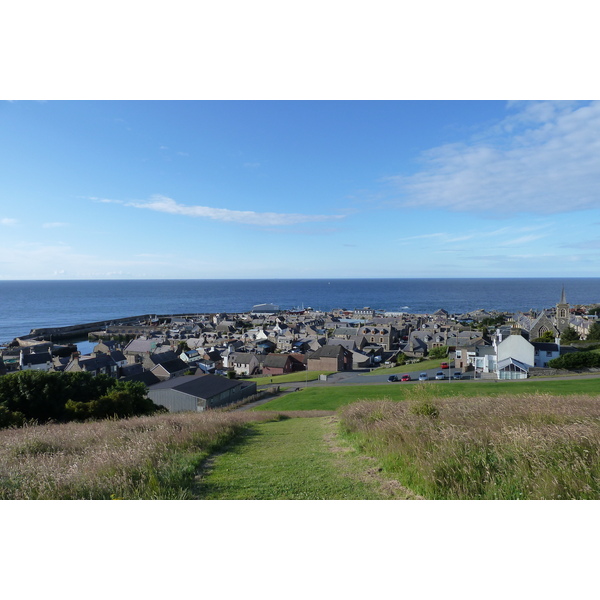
xmin=2 ymin=99 xmax=600 ymax=279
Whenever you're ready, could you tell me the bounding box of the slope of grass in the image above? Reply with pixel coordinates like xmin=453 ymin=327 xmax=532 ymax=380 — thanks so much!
xmin=0 ymin=411 xmax=286 ymax=499
xmin=195 ymin=416 xmax=385 ymax=499
xmin=255 ymin=377 xmax=600 ymax=411
xmin=339 ymin=394 xmax=600 ymax=499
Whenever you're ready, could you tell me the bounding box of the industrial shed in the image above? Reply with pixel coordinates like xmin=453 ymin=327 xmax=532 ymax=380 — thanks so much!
xmin=147 ymin=374 xmax=257 ymax=412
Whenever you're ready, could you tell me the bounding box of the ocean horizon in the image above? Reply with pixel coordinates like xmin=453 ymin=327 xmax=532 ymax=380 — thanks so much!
xmin=1 ymin=277 xmax=599 ymax=344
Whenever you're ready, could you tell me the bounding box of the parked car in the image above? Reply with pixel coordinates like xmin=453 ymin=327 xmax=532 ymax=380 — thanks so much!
xmin=452 ymin=371 xmax=462 ymax=380
xmin=440 ymin=362 xmax=449 ymax=369
xmin=388 ymin=375 xmax=398 ymax=382
xmin=435 ymin=371 xmax=445 ymax=380
xmin=418 ymin=372 xmax=428 ymax=381
xmin=401 ymin=374 xmax=411 ymax=382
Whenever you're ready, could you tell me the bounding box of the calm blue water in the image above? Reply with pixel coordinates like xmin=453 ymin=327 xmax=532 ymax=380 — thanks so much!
xmin=1 ymin=278 xmax=599 ymax=344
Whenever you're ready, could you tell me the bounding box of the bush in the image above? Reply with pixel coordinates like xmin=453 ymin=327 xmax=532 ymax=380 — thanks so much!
xmin=548 ymin=351 xmax=600 ymax=370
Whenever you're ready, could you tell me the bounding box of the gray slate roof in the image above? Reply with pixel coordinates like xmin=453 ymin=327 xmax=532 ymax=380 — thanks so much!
xmin=148 ymin=374 xmax=244 ymax=398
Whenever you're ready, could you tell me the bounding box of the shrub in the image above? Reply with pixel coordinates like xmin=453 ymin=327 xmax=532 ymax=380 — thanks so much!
xmin=548 ymin=351 xmax=600 ymax=370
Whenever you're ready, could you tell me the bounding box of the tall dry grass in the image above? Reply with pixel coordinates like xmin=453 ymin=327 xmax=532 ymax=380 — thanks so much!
xmin=339 ymin=388 xmax=600 ymax=499
xmin=0 ymin=410 xmax=293 ymax=499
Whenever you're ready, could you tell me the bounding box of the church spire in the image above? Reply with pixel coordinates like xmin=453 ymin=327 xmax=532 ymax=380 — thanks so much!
xmin=560 ymin=285 xmax=567 ymax=305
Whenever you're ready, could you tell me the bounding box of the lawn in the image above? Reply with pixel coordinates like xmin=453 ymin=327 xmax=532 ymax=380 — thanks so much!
xmin=366 ymin=358 xmax=449 ymax=375
xmin=255 ymin=377 xmax=600 ymax=411
xmin=247 ymin=370 xmax=333 ymax=384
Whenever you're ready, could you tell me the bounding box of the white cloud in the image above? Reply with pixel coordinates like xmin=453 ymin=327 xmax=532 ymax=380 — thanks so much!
xmin=43 ymin=222 xmax=69 ymax=228
xmin=126 ymin=195 xmax=345 ymax=226
xmin=1 ymin=218 xmax=17 ymax=226
xmin=389 ymin=101 xmax=600 ymax=215
xmin=87 ymin=196 xmax=125 ymax=204
xmin=498 ymin=234 xmax=548 ymax=246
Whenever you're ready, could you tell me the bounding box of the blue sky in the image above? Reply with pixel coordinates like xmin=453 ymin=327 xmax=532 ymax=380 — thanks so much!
xmin=2 ymin=100 xmax=600 ymax=279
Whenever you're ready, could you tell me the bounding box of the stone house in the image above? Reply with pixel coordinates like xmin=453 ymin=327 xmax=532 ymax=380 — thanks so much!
xmin=229 ymin=352 xmax=260 ymax=376
xmin=261 ymin=353 xmax=304 ymax=376
xmin=307 ymin=344 xmax=353 ymax=372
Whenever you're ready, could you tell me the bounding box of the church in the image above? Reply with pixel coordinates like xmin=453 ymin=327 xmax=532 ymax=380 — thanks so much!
xmin=529 ymin=287 xmax=570 ymax=340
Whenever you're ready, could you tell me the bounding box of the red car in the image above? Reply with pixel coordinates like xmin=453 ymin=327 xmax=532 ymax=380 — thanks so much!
xmin=401 ymin=374 xmax=411 ymax=382
xmin=440 ymin=362 xmax=449 ymax=369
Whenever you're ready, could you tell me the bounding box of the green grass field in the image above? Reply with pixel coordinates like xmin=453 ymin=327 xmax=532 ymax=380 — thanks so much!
xmin=194 ymin=416 xmax=387 ymax=499
xmin=255 ymin=377 xmax=600 ymax=411
xmin=366 ymin=358 xmax=448 ymax=375
xmin=247 ymin=370 xmax=333 ymax=384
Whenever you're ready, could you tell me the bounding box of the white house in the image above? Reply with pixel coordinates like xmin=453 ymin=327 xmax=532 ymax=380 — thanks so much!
xmin=494 ymin=333 xmax=535 ymax=379
xmin=532 ymin=342 xmax=561 ymax=368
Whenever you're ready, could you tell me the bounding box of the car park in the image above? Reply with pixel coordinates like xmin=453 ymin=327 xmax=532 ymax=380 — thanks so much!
xmin=401 ymin=374 xmax=411 ymax=382
xmin=388 ymin=375 xmax=398 ymax=382
xmin=435 ymin=371 xmax=445 ymax=380
xmin=418 ymin=372 xmax=428 ymax=381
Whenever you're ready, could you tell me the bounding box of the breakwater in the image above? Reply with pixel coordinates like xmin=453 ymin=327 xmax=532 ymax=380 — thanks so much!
xmin=20 ymin=314 xmax=158 ymax=342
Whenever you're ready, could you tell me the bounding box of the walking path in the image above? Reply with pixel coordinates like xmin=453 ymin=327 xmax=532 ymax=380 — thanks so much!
xmin=192 ymin=416 xmax=420 ymax=500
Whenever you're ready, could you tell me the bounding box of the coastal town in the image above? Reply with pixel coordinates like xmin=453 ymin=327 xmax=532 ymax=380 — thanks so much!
xmin=1 ymin=290 xmax=599 ymax=412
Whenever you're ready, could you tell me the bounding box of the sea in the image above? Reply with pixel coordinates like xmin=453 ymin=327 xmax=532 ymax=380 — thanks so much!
xmin=1 ymin=278 xmax=599 ymax=346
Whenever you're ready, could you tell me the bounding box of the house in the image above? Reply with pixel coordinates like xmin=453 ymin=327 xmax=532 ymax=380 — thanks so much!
xmin=150 ymin=357 xmax=190 ymax=381
xmin=532 ymin=342 xmax=561 ymax=368
xmin=307 ymin=344 xmax=353 ymax=372
xmin=119 ymin=363 xmax=161 ymax=386
xmin=494 ymin=332 xmax=535 ymax=379
xmin=229 ymin=352 xmax=260 ymax=376
xmin=64 ymin=353 xmax=120 ymax=377
xmin=261 ymin=353 xmax=303 ymax=376
xmin=19 ymin=350 xmax=53 ymax=372
xmin=123 ymin=338 xmax=164 ymax=364
xmin=147 ymin=374 xmax=257 ymax=412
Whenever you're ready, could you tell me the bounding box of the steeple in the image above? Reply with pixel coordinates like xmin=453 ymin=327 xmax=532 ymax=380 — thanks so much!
xmin=560 ymin=285 xmax=567 ymax=305
xmin=556 ymin=286 xmax=570 ymax=333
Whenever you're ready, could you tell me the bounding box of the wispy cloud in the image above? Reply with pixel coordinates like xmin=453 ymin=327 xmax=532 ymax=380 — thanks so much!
xmin=388 ymin=101 xmax=600 ymax=215
xmin=88 ymin=196 xmax=124 ymax=204
xmin=42 ymin=222 xmax=69 ymax=228
xmin=498 ymin=234 xmax=548 ymax=246
xmin=1 ymin=218 xmax=18 ymax=226
xmin=561 ymin=239 xmax=600 ymax=250
xmin=125 ymin=195 xmax=345 ymax=226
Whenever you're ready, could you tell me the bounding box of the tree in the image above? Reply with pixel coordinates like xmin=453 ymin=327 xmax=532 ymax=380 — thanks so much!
xmin=560 ymin=327 xmax=580 ymax=344
xmin=429 ymin=346 xmax=449 ymax=359
xmin=586 ymin=321 xmax=600 ymax=341
xmin=532 ymin=330 xmax=556 ymax=343
xmin=0 ymin=371 xmax=162 ymax=429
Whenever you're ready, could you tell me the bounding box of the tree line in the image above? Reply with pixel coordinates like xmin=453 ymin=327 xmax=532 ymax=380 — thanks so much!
xmin=0 ymin=370 xmax=164 ymax=428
